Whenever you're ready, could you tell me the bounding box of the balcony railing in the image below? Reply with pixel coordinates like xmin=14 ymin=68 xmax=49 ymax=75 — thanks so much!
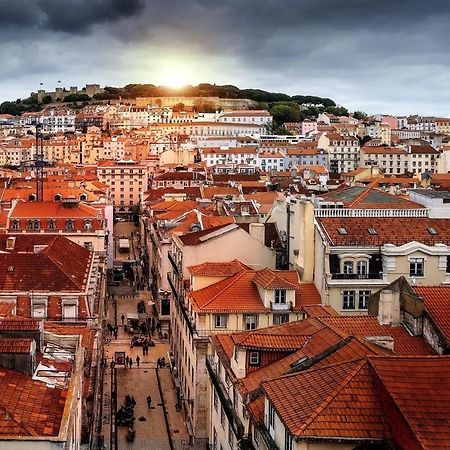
xmin=258 ymin=425 xmax=279 ymax=450
xmin=206 ymin=356 xmax=244 ymax=439
xmin=331 ymin=272 xmax=383 ymax=280
xmin=270 ymin=301 xmax=292 ymax=311
xmin=167 ymin=273 xmax=179 ymax=298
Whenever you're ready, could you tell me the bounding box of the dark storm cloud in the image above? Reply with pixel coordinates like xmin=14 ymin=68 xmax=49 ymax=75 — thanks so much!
xmin=1 ymin=0 xmax=450 ymax=114
xmin=0 ymin=0 xmax=144 ymax=32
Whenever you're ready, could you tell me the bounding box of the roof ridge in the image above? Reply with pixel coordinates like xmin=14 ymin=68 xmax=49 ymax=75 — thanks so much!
xmin=347 ymin=180 xmax=381 ymax=207
xmin=295 ymin=358 xmax=367 ymax=436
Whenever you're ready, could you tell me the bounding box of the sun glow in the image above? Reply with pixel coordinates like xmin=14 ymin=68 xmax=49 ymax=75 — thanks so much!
xmin=154 ymin=61 xmax=194 ymax=88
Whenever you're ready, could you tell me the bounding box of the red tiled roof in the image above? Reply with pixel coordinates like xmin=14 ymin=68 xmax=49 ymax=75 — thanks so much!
xmin=177 ymin=223 xmax=237 ymax=246
xmin=414 ymin=286 xmax=450 ymax=347
xmin=317 ymin=217 xmax=450 ymax=246
xmin=371 ymin=356 xmax=450 ymax=449
xmin=0 ymin=339 xmax=32 ymax=354
xmin=0 ymin=236 xmax=91 ymax=292
xmin=0 ymin=318 xmax=41 ymax=331
xmin=301 ymin=304 xmax=339 ymax=318
xmin=0 ymin=367 xmax=67 ymax=436
xmin=263 ymin=358 xmax=389 ymax=440
xmin=9 ymin=200 xmax=99 ymax=219
xmin=319 ymin=316 xmax=435 ymax=356
xmin=252 ymin=268 xmax=299 ymax=290
xmin=187 ymin=260 xmax=251 ymax=277
xmin=190 ymin=271 xmax=266 ymax=313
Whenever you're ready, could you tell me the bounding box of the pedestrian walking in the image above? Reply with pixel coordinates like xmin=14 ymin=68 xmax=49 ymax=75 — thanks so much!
xmin=142 ymin=344 xmax=146 ymax=356
xmin=121 ymin=314 xmax=125 ymax=326
xmin=129 ymin=359 xmax=133 ymax=369
xmin=146 ymin=395 xmax=152 ymax=409
xmin=136 ymin=356 xmax=140 ymax=367
xmin=125 ymin=356 xmax=130 ymax=368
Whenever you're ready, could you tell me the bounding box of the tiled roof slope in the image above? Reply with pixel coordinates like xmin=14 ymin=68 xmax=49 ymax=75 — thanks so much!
xmin=0 ymin=339 xmax=32 ymax=354
xmin=414 ymin=286 xmax=450 ymax=348
xmin=187 ymin=260 xmax=250 ymax=277
xmin=318 ymin=217 xmax=450 ymax=246
xmin=263 ymin=359 xmax=389 ymax=440
xmin=252 ymin=268 xmax=299 ymax=289
xmin=319 ymin=316 xmax=434 ymax=356
xmin=371 ymin=356 xmax=450 ymax=449
xmin=9 ymin=201 xmax=98 ymax=218
xmin=0 ymin=367 xmax=67 ymax=436
xmin=0 ymin=236 xmax=91 ymax=292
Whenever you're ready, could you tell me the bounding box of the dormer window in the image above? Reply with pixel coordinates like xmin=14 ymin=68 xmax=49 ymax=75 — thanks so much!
xmin=274 ymin=289 xmax=286 ymax=304
xmin=33 ymin=220 xmax=40 ymax=230
xmin=249 ymin=351 xmax=260 ymax=366
xmin=54 ymin=194 xmax=62 ymax=201
xmin=11 ymin=220 xmax=19 ymax=230
xmin=84 ymin=219 xmax=92 ymax=230
xmin=66 ymin=219 xmax=75 ymax=231
xmin=28 ymin=194 xmax=36 ymax=201
xmin=80 ymin=194 xmax=87 ymax=201
xmin=47 ymin=219 xmax=56 ymax=230
xmin=27 ymin=219 xmax=33 ymax=230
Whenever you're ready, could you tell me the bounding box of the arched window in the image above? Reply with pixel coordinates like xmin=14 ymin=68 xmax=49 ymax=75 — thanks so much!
xmin=33 ymin=220 xmax=40 ymax=230
xmin=80 ymin=194 xmax=87 ymax=201
xmin=27 ymin=219 xmax=33 ymax=230
xmin=84 ymin=219 xmax=92 ymax=230
xmin=54 ymin=194 xmax=62 ymax=201
xmin=11 ymin=220 xmax=20 ymax=230
xmin=66 ymin=219 xmax=75 ymax=231
xmin=47 ymin=219 xmax=56 ymax=230
xmin=28 ymin=194 xmax=36 ymax=201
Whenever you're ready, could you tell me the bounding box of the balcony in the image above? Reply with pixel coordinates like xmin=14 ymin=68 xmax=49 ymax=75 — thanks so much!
xmin=205 ymin=356 xmax=244 ymax=440
xmin=270 ymin=301 xmax=292 ymax=311
xmin=331 ymin=272 xmax=383 ymax=280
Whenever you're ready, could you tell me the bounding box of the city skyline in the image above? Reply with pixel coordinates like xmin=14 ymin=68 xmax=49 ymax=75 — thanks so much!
xmin=1 ymin=0 xmax=450 ymax=115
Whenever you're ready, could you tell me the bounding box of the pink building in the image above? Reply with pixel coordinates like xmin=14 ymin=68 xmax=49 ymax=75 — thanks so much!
xmin=301 ymin=120 xmax=318 ymax=135
xmin=381 ymin=115 xmax=398 ymax=130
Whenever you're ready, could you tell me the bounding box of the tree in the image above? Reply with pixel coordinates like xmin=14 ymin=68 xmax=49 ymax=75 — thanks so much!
xmin=172 ymin=102 xmax=185 ymax=112
xmin=353 ymin=111 xmax=368 ymax=121
xmin=270 ymin=102 xmax=302 ymax=125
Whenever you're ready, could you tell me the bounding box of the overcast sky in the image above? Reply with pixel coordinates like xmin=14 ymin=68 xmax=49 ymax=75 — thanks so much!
xmin=1 ymin=0 xmax=449 ymax=115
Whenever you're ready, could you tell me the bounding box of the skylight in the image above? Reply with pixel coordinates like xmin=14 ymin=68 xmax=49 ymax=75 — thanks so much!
xmin=338 ymin=228 xmax=347 ymax=235
xmin=427 ymin=227 xmax=438 ymax=235
xmin=367 ymin=228 xmax=378 ymax=235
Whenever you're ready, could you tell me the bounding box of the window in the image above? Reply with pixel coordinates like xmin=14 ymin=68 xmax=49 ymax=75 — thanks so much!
xmin=245 ymin=315 xmax=258 ymax=330
xmin=62 ymin=300 xmax=77 ymax=320
xmin=409 ymin=258 xmax=424 ymax=277
xmin=47 ymin=219 xmax=56 ymax=230
xmin=83 ymin=242 xmax=93 ymax=250
xmin=338 ymin=227 xmax=347 ymax=235
xmin=27 ymin=219 xmax=33 ymax=230
xmin=11 ymin=220 xmax=19 ymax=230
xmin=215 ymin=314 xmax=228 ymax=329
xmin=367 ymin=228 xmax=377 ymax=235
xmin=274 ymin=289 xmax=286 ymax=304
xmin=284 ymin=430 xmax=294 ymax=450
xmin=66 ymin=219 xmax=75 ymax=231
xmin=249 ymin=351 xmax=260 ymax=366
xmin=358 ymin=290 xmax=371 ymax=310
xmin=32 ymin=297 xmax=47 ymax=318
xmin=342 ymin=291 xmax=355 ymax=310
xmin=356 ymin=260 xmax=368 ymax=276
xmin=343 ymin=260 xmax=353 ymax=274
xmin=273 ymin=314 xmax=289 ymax=325
xmin=427 ymin=227 xmax=438 ymax=235
xmin=84 ymin=219 xmax=92 ymax=230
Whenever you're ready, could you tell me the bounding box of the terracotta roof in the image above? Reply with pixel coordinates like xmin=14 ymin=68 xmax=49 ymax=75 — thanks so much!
xmin=187 ymin=260 xmax=251 ymax=277
xmin=9 ymin=200 xmax=99 ymax=219
xmin=0 ymin=236 xmax=91 ymax=292
xmin=252 ymin=268 xmax=299 ymax=290
xmin=318 ymin=316 xmax=434 ymax=356
xmin=301 ymin=304 xmax=339 ymax=318
xmin=370 ymin=356 xmax=450 ymax=449
xmin=0 ymin=338 xmax=32 ymax=354
xmin=0 ymin=367 xmax=67 ymax=436
xmin=263 ymin=359 xmax=389 ymax=440
xmin=190 ymin=271 xmax=267 ymax=313
xmin=0 ymin=318 xmax=41 ymax=331
xmin=201 ymin=186 xmax=240 ymax=199
xmin=317 ymin=217 xmax=450 ymax=246
xmin=414 ymin=286 xmax=450 ymax=348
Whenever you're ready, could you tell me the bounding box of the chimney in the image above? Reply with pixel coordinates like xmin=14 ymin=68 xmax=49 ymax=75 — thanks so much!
xmin=378 ymin=290 xmax=400 ymax=326
xmin=249 ymin=222 xmax=265 ymax=245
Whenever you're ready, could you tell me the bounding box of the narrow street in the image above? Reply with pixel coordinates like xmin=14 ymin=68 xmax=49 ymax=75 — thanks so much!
xmin=100 ymin=221 xmax=190 ymax=450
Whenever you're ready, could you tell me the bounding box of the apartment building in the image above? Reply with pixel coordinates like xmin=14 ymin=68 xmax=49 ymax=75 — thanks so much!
xmin=170 ymin=260 xmax=321 ymax=445
xmin=218 ymin=110 xmax=272 ymax=128
xmin=7 ymin=199 xmax=108 ymax=258
xmin=284 ymin=144 xmax=329 ymax=168
xmin=0 ymin=234 xmax=103 ymax=321
xmin=97 ymin=160 xmax=148 ymax=211
xmin=317 ymin=132 xmax=360 ymax=173
xmin=38 ymin=109 xmax=76 ymax=134
xmin=208 ymin=306 xmax=440 ymax=450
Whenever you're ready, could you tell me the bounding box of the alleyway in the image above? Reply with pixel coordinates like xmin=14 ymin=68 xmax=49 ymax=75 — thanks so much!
xmin=100 ymin=221 xmax=190 ymax=450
